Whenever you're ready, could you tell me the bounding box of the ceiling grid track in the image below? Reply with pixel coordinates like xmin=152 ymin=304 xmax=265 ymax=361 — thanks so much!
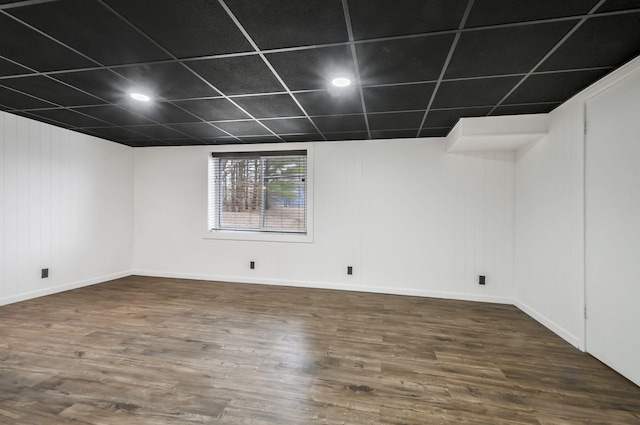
xmin=0 ymin=0 xmax=638 ymax=145
xmin=417 ymin=0 xmax=476 ymax=137
xmin=488 ymin=0 xmax=610 ymax=116
xmin=341 ymin=0 xmax=371 ymax=140
xmin=97 ymin=0 xmax=271 ymax=143
xmin=0 ymin=9 xmax=186 ymax=143
xmin=217 ymin=0 xmax=328 ymax=142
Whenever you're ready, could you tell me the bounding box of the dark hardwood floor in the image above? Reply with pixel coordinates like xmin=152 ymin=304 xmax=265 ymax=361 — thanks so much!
xmin=0 ymin=276 xmax=639 ymax=424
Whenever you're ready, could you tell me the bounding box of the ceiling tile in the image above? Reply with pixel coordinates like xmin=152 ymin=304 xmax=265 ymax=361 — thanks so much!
xmin=53 ymin=69 xmax=143 ymax=103
xmin=0 ymin=76 xmax=105 ymax=107
xmin=445 ymin=22 xmax=575 ymax=78
xmin=260 ymin=118 xmax=317 ymax=134
xmin=225 ymin=0 xmax=348 ymax=49
xmin=0 ymin=0 xmax=637 ymax=147
xmin=0 ymin=13 xmax=95 ymax=71
xmin=122 ymin=125 xmax=185 ymax=140
xmin=432 ymin=76 xmax=521 ymax=108
xmin=266 ymin=45 xmax=356 ymax=91
xmin=348 ymin=0 xmax=469 ymax=39
xmin=114 ymin=62 xmax=219 ymax=100
xmin=162 ymin=139 xmax=206 ymax=146
xmin=15 ymin=111 xmax=74 ymax=128
xmin=167 ymin=122 xmax=228 ymax=139
xmin=123 ymin=101 xmax=201 ymax=124
xmin=0 ymin=57 xmax=30 ymax=77
xmin=363 ymin=83 xmax=435 ymax=112
xmin=239 ymin=136 xmax=282 ymax=144
xmin=127 ymin=140 xmax=171 ymax=147
xmin=371 ymin=129 xmax=420 ymax=139
xmin=490 ymin=103 xmax=561 ymax=116
xmin=103 ymin=0 xmax=252 ymax=57
xmin=281 ymin=133 xmax=324 ymax=142
xmin=466 ymin=0 xmax=599 ymax=27
xmin=26 ymin=108 xmax=110 ymax=128
xmin=357 ymin=35 xmax=454 ymax=85
xmin=82 ymin=126 xmax=152 ymax=142
xmin=424 ymin=107 xmax=492 ymax=128
xmin=200 ymin=136 xmax=242 ymax=145
xmin=71 ymin=105 xmax=155 ymax=126
xmin=538 ymin=13 xmax=640 ymax=71
xmin=312 ymin=115 xmax=368 ymax=132
xmin=597 ymin=0 xmax=640 ymax=12
xmin=504 ymin=69 xmax=611 ymax=104
xmin=367 ymin=111 xmax=424 ymax=130
xmin=419 ymin=128 xmax=449 ymax=137
xmin=294 ymin=89 xmax=363 ymax=116
xmin=324 ymin=131 xmax=369 ymax=141
xmin=188 ymin=56 xmax=284 ymax=95
xmin=8 ymin=0 xmax=170 ymax=65
xmin=72 ymin=128 xmax=110 ymax=139
xmin=172 ymin=98 xmax=249 ymax=121
xmin=232 ymin=94 xmax=304 ymax=118
xmin=214 ymin=120 xmax=273 ymax=136
xmin=0 ymin=86 xmax=56 ymax=109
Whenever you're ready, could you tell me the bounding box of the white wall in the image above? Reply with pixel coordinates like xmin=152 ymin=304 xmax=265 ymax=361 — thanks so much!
xmin=0 ymin=111 xmax=133 ymax=305
xmin=514 ymin=56 xmax=640 ymax=350
xmin=585 ymin=68 xmax=640 ymax=386
xmin=133 ymin=138 xmax=515 ymax=303
xmin=514 ymin=103 xmax=585 ymax=348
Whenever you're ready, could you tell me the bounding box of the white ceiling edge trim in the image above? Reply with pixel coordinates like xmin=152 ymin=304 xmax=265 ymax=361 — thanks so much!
xmin=445 ymin=113 xmax=549 ymax=153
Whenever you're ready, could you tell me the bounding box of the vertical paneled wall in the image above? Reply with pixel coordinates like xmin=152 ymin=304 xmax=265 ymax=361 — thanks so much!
xmin=133 ymin=138 xmax=515 ymax=302
xmin=584 ymin=68 xmax=640 ymax=386
xmin=514 ymin=56 xmax=640 ymax=350
xmin=0 ymin=111 xmax=133 ymax=305
xmin=514 ymin=104 xmax=585 ymax=348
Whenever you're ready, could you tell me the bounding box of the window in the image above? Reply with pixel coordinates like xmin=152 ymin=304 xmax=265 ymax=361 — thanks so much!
xmin=208 ymin=150 xmax=307 ymax=235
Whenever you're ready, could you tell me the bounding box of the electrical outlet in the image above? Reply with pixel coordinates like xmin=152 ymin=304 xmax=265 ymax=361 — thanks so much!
xmin=479 ymin=275 xmax=485 ymax=285
xmin=41 ymin=268 xmax=49 ymax=279
xmin=250 ymin=261 xmax=255 ymax=270
xmin=347 ymin=266 xmax=353 ymax=275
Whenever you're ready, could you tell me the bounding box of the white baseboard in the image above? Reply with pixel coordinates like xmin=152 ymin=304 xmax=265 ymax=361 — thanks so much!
xmin=514 ymin=299 xmax=582 ymax=350
xmin=0 ymin=271 xmax=132 ymax=307
xmin=132 ymin=270 xmax=514 ymax=305
xmin=2 ymin=269 xmax=582 ymax=352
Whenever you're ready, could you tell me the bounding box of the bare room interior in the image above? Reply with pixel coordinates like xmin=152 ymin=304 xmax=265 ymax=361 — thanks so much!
xmin=1 ymin=0 xmax=640 ymax=423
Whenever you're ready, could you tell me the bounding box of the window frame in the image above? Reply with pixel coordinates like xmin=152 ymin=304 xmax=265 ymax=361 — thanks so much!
xmin=204 ymin=143 xmax=313 ymax=243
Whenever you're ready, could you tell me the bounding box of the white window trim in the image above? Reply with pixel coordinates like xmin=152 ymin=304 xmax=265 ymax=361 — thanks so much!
xmin=204 ymin=143 xmax=314 ymax=243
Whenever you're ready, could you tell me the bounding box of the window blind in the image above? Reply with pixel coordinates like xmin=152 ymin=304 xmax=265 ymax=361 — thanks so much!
xmin=209 ymin=151 xmax=307 ymax=233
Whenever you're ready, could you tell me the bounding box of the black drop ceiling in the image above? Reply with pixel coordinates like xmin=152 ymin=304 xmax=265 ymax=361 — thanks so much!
xmin=0 ymin=0 xmax=639 ymax=147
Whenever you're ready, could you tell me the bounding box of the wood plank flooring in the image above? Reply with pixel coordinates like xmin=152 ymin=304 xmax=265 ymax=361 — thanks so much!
xmin=1 ymin=275 xmax=639 ymax=424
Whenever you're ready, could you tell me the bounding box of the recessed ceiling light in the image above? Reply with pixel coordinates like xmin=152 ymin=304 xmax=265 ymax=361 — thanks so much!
xmin=130 ymin=93 xmax=151 ymax=102
xmin=331 ymin=77 xmax=351 ymax=87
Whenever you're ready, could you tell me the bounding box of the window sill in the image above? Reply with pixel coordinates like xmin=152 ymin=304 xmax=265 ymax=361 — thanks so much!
xmin=204 ymin=230 xmax=313 ymax=243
